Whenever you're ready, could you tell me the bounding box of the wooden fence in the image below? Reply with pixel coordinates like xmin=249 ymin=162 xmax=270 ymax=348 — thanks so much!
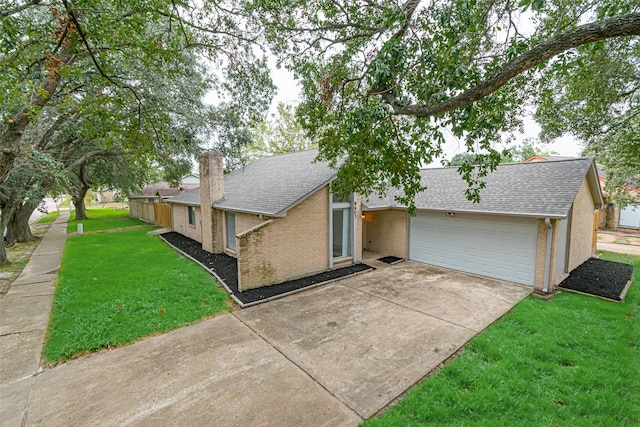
xmin=154 ymin=202 xmax=172 ymax=228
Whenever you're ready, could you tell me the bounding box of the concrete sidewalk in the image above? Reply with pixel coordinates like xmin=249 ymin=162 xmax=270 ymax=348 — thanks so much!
xmin=0 ymin=212 xmax=69 ymax=426
xmin=598 ymin=242 xmax=640 ymax=256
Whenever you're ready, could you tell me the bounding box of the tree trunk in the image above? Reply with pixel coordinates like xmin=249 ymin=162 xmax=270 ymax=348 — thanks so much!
xmin=6 ymin=200 xmax=37 ymax=243
xmin=72 ymin=183 xmax=89 ymax=220
xmin=0 ymin=203 xmax=17 ymax=266
xmin=0 ymin=238 xmax=7 ymax=266
xmin=73 ymin=198 xmax=87 ymax=220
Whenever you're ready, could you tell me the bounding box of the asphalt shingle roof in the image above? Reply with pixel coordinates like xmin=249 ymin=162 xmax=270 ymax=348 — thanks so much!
xmin=215 ymin=149 xmax=336 ymax=216
xmin=168 ymin=187 xmax=201 ymax=205
xmin=129 ymin=182 xmax=173 ymax=198
xmin=364 ymin=158 xmax=598 ymax=218
xmin=168 ymin=150 xmax=336 ymax=216
xmin=168 ymin=152 xmax=599 ymax=219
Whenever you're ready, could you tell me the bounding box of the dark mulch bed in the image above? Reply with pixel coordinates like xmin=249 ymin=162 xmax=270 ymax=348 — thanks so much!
xmin=160 ymin=231 xmax=374 ymax=306
xmin=377 ymin=256 xmax=403 ymax=264
xmin=229 ymin=263 xmax=374 ymax=306
xmin=160 ymin=232 xmax=238 ymax=289
xmin=559 ymin=257 xmax=634 ymax=301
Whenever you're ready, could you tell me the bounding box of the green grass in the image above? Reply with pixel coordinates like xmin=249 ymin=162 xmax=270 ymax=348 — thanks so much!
xmin=44 ymin=228 xmax=232 ymax=362
xmin=365 ymin=251 xmax=639 ymax=427
xmin=36 ymin=211 xmax=61 ymax=223
xmin=67 ymin=208 xmax=149 ymax=233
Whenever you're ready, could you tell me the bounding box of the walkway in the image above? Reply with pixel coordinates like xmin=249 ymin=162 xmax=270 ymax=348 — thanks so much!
xmin=598 ymin=230 xmax=640 ymax=256
xmin=0 ymin=212 xmax=69 ymax=426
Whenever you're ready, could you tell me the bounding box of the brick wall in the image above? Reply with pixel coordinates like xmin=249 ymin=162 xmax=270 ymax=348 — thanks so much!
xmin=362 ymin=209 xmax=407 ymax=258
xmin=171 ymin=204 xmax=202 ymax=243
xmin=533 ymin=177 xmax=596 ymax=292
xmin=223 ymin=212 xmax=268 ymax=256
xmin=568 ymin=179 xmax=596 ymax=271
xmin=200 ymin=151 xmax=224 ymax=253
xmin=533 ymin=218 xmax=549 ymax=291
xmin=237 ymin=187 xmax=330 ymax=291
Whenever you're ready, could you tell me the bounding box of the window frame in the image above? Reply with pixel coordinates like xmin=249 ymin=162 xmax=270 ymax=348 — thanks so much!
xmin=225 ymin=211 xmax=236 ymax=251
xmin=187 ymin=206 xmax=196 ymax=226
xmin=330 ymin=193 xmax=353 ymax=263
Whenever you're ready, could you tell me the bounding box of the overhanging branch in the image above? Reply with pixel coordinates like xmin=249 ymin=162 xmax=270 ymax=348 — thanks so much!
xmin=380 ymin=13 xmax=640 ymax=117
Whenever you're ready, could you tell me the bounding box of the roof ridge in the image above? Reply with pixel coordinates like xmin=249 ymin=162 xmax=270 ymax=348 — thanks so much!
xmin=420 ymin=157 xmax=593 ymax=172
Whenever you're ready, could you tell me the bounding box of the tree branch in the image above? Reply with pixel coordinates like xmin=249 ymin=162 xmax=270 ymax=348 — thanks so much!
xmin=62 ymin=0 xmax=145 ymax=119
xmin=64 ymin=149 xmax=116 ymax=172
xmin=379 ymin=13 xmax=640 ymax=117
xmin=0 ymin=0 xmax=43 ymax=17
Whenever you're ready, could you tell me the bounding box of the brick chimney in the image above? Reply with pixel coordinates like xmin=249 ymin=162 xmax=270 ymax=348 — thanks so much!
xmin=199 ymin=151 xmax=224 ymax=253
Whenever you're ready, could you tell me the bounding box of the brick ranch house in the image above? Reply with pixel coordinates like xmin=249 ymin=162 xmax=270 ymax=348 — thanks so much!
xmin=168 ymin=150 xmax=602 ymax=294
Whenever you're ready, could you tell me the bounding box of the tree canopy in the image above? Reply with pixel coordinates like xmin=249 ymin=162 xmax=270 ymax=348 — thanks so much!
xmin=247 ymin=0 xmax=639 ymax=207
xmin=535 ymin=28 xmax=639 ymax=204
xmin=0 ymin=0 xmax=274 ymax=263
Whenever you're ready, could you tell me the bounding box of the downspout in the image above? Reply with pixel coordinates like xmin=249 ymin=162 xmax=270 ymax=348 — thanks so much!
xmin=328 ymin=191 xmax=333 ymax=269
xmin=352 ymin=194 xmax=356 ymax=264
xmin=543 ymin=218 xmax=553 ymax=293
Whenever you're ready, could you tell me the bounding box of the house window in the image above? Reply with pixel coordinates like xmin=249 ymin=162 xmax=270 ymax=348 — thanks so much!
xmin=331 ymin=194 xmax=352 ymax=259
xmin=188 ymin=206 xmax=196 ymax=226
xmin=332 ymin=208 xmax=351 ymax=258
xmin=225 ymin=211 xmax=236 ymax=251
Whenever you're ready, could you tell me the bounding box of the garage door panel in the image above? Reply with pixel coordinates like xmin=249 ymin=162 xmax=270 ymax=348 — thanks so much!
xmin=409 ymin=213 xmax=537 ymax=286
xmin=619 ymin=204 xmax=640 ymax=229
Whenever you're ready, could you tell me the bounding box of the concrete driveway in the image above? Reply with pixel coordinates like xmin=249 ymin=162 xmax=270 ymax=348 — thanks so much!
xmin=4 ymin=261 xmax=530 ymax=426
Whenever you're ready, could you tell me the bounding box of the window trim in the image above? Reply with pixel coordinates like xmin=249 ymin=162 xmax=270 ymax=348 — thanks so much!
xmin=187 ymin=206 xmax=196 ymax=226
xmin=225 ymin=211 xmax=236 ymax=251
xmin=329 ymin=191 xmax=354 ymax=267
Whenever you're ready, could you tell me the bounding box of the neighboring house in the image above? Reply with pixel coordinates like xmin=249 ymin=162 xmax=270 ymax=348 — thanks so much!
xmin=129 ymin=178 xmax=199 ymax=224
xmin=95 ymin=189 xmax=116 ymax=203
xmin=525 ymin=155 xmax=640 ymax=230
xmin=169 ymin=150 xmax=602 ymax=295
xmin=181 ymin=173 xmax=200 ymax=185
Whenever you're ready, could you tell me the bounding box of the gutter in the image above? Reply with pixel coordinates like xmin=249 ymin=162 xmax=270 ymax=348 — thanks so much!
xmin=361 ymin=206 xmax=568 ymax=219
xmin=543 ymin=218 xmax=553 ymax=293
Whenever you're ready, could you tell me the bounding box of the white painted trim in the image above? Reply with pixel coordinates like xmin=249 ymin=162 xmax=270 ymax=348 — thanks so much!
xmin=328 ymin=190 xmax=333 ymax=269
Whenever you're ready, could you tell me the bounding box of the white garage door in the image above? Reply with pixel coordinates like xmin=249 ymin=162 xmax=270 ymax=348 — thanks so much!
xmin=409 ymin=212 xmax=538 ymax=286
xmin=619 ymin=204 xmax=640 ymax=229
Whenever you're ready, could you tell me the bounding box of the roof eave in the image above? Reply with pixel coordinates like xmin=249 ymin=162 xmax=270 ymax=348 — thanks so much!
xmin=366 ymin=205 xmax=568 ymax=219
xmin=167 ymin=200 xmax=200 ymax=206
xmin=586 ymin=161 xmax=605 ymax=208
xmin=212 ymin=205 xmax=285 ymax=218
xmin=271 ymin=175 xmax=336 ymax=217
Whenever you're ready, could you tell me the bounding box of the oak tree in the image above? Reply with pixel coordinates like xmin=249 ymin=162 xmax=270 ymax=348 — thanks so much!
xmin=247 ymin=0 xmax=639 ymax=207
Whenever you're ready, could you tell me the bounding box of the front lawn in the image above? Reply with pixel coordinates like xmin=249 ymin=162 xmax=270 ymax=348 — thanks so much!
xmin=44 ymin=228 xmax=232 ymax=362
xmin=365 ymin=251 xmax=639 ymax=427
xmin=67 ymin=208 xmax=148 ymax=233
xmin=36 ymin=210 xmax=61 ymax=223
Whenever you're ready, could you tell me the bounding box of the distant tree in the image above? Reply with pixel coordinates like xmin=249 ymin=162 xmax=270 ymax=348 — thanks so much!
xmin=243 ymin=103 xmax=317 ymax=162
xmin=509 ymin=139 xmax=559 ymax=162
xmin=448 ymin=153 xmax=479 ymax=166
